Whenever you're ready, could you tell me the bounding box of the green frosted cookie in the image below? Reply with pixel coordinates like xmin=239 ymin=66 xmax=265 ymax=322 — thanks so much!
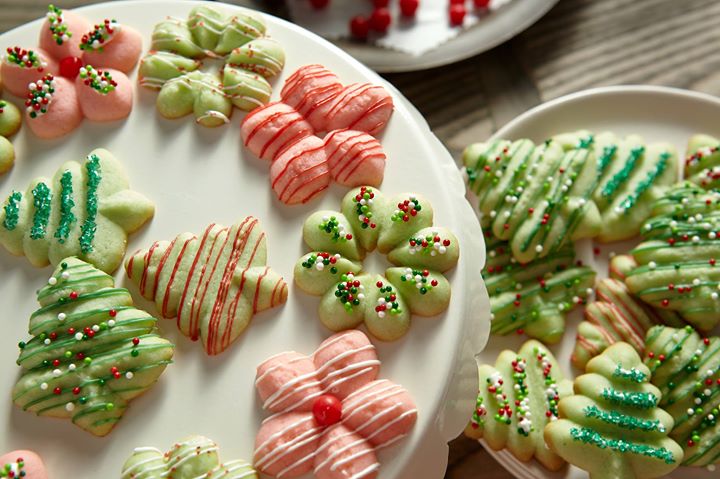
xmin=0 ymin=149 xmax=154 ymax=273
xmin=150 ymin=18 xmax=205 ymax=58
xmin=544 ymin=342 xmax=683 ymax=479
xmin=684 ymin=133 xmax=720 ymax=190
xmin=626 ymin=182 xmax=720 ymax=332
xmin=188 ymin=6 xmax=265 ymax=56
xmin=138 ymin=51 xmax=201 ymax=89
xmin=644 ymin=325 xmax=720 ymax=467
xmin=226 ymin=37 xmax=285 ymax=78
xmin=0 ymin=99 xmax=21 ymax=137
xmin=13 ymin=258 xmax=174 ymax=437
xmin=223 ymin=65 xmax=272 ymax=111
xmin=121 ymin=435 xmax=257 ymax=479
xmin=294 ymin=186 xmax=459 ymax=341
xmin=465 ymin=340 xmax=573 ymax=471
xmin=483 ymin=236 xmax=595 ymax=344
xmin=157 ymin=70 xmax=232 ymax=127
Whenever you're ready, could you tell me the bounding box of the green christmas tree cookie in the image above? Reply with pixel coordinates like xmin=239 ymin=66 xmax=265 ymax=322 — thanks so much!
xmin=483 ymin=235 xmax=595 ymax=344
xmin=139 ymin=6 xmax=285 ymax=126
xmin=12 ymin=257 xmax=174 ymax=437
xmin=0 ymin=148 xmax=154 ymax=273
xmin=121 ymin=435 xmax=257 ymax=479
xmin=545 ymin=342 xmax=683 ymax=479
xmin=684 ymin=133 xmax=720 ymax=190
xmin=465 ymin=340 xmax=573 ymax=471
xmin=625 ymin=182 xmax=720 ymax=332
xmin=294 ymin=186 xmax=459 ymax=341
xmin=644 ymin=325 xmax=720 ymax=467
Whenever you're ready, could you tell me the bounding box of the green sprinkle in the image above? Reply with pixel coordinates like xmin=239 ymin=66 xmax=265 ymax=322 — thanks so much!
xmin=54 ymin=170 xmax=76 ymax=243
xmin=616 ymin=152 xmax=670 ymax=213
xmin=601 ymin=387 xmax=658 ymax=409
xmin=598 ymin=144 xmax=618 ymax=174
xmin=612 ymin=364 xmax=648 ymax=383
xmin=79 ymin=154 xmax=101 ymax=253
xmin=570 ymin=427 xmax=676 ymax=464
xmin=583 ymin=405 xmax=665 ymax=432
xmin=600 ymin=146 xmax=645 ymax=199
xmin=3 ymin=191 xmax=22 ymax=231
xmin=30 ymin=182 xmax=52 ymax=240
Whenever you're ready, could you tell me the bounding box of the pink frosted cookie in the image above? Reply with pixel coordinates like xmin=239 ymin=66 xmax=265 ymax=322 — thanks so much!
xmin=253 ymin=330 xmax=417 ymax=479
xmin=25 ymin=74 xmax=82 ymax=139
xmin=241 ymin=102 xmax=314 ymax=162
xmin=80 ymin=20 xmax=143 ymax=73
xmin=38 ymin=6 xmax=90 ymax=60
xmin=0 ymin=450 xmax=48 ymax=479
xmin=1 ymin=47 xmax=57 ymax=97
xmin=325 ymin=83 xmax=393 ymax=135
xmin=280 ymin=64 xmax=342 ymax=133
xmin=75 ymin=66 xmax=132 ymax=121
xmin=270 ymin=135 xmax=330 ymax=205
xmin=324 ymin=129 xmax=386 ymax=187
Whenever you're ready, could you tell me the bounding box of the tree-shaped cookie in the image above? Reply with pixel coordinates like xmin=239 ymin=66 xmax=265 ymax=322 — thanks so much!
xmin=125 ymin=217 xmax=287 ymax=355
xmin=121 ymin=435 xmax=257 ymax=479
xmin=544 ymin=342 xmax=683 ymax=478
xmin=0 ymin=148 xmax=154 ymax=273
xmin=483 ymin=235 xmax=595 ymax=344
xmin=644 ymin=325 xmax=720 ymax=467
xmin=139 ymin=5 xmax=285 ymax=126
xmin=684 ymin=133 xmax=720 ymax=190
xmin=625 ymin=182 xmax=720 ymax=332
xmin=572 ymin=255 xmax=685 ymax=369
xmin=12 ymin=257 xmax=174 ymax=437
xmin=465 ymin=340 xmax=573 ymax=471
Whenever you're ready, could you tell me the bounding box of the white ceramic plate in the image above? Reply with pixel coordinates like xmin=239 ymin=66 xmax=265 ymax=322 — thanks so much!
xmin=0 ymin=1 xmax=490 ymax=477
xmin=476 ymin=85 xmax=720 ymax=478
xmin=334 ymin=0 xmax=559 ymax=73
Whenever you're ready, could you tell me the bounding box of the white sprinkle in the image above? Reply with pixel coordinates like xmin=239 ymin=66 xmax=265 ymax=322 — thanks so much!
xmin=75 ymin=332 xmax=83 ymax=341
xmin=108 ymin=319 xmax=116 ymax=327
xmin=712 ymin=292 xmax=718 ymax=300
xmin=648 ymin=261 xmax=657 ymax=270
xmin=40 ymin=382 xmax=48 ymax=390
xmin=688 ymin=408 xmax=695 ymax=415
xmin=535 ymin=245 xmax=543 ymax=253
xmin=52 ymin=369 xmax=62 ymax=377
xmin=695 ymin=397 xmax=703 ymax=405
xmin=65 ymin=402 xmax=75 ymax=412
xmin=61 ymin=271 xmax=70 ymax=280
xmin=693 ymin=278 xmax=701 ymax=286
xmin=48 ymin=277 xmax=57 ymax=285
xmin=57 ymin=313 xmax=66 ymax=322
xmin=125 ymin=372 xmax=134 ymax=379
xmin=68 ymin=363 xmax=76 ymax=371
xmin=44 ymin=338 xmax=51 ymax=345
xmin=92 ymin=324 xmax=100 ymax=332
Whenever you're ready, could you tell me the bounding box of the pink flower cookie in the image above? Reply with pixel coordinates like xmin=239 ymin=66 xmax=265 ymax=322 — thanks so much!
xmin=254 ymin=330 xmax=418 ymax=479
xmin=0 ymin=450 xmax=48 ymax=479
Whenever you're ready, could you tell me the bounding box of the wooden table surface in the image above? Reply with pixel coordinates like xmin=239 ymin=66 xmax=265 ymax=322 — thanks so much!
xmin=3 ymin=0 xmax=720 ymax=477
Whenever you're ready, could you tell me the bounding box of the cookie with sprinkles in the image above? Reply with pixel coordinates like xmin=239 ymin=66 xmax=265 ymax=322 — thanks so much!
xmin=572 ymin=255 xmax=685 ymax=370
xmin=0 ymin=148 xmax=155 ymax=273
xmin=644 ymin=325 xmax=720 ymax=468
xmin=295 ymin=186 xmax=459 ymax=341
xmin=38 ymin=5 xmax=90 ymax=60
xmin=544 ymin=342 xmax=683 ymax=478
xmin=125 ymin=217 xmax=288 ymax=355
xmin=74 ymin=66 xmax=133 ymax=121
xmin=0 ymin=450 xmax=48 ymax=479
xmin=465 ymin=340 xmax=573 ymax=471
xmin=625 ymin=181 xmax=720 ymax=332
xmin=79 ymin=18 xmax=143 ymax=73
xmin=12 ymin=257 xmax=174 ymax=437
xmin=483 ymin=235 xmax=595 ymax=344
xmin=684 ymin=133 xmax=720 ymax=190
xmin=24 ymin=73 xmax=83 ymax=139
xmin=121 ymin=436 xmax=257 ymax=479
xmin=0 ymin=47 xmax=57 ymax=97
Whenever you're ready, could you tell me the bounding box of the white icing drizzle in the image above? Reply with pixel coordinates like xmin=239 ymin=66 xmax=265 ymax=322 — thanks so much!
xmin=196 ymin=110 xmax=231 ymax=125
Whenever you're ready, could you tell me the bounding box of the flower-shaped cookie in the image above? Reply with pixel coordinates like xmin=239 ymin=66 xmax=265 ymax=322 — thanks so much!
xmin=0 ymin=451 xmax=47 ymax=479
xmin=0 ymin=5 xmax=141 ymax=138
xmin=254 ymin=330 xmax=418 ymax=479
xmin=138 ymin=5 xmax=285 ymax=127
xmin=0 ymin=81 xmax=22 ymax=175
xmin=241 ymin=64 xmax=393 ymax=205
xmin=294 ymin=186 xmax=459 ymax=341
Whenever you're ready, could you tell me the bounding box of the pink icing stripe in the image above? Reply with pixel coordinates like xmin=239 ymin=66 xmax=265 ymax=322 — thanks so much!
xmin=272 ymin=144 xmax=325 ymax=189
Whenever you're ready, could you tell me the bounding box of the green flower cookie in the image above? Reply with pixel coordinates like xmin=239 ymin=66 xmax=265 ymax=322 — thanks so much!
xmin=626 ymin=182 xmax=720 ymax=332
xmin=12 ymin=257 xmax=174 ymax=437
xmin=465 ymin=340 xmax=573 ymax=471
xmin=121 ymin=436 xmax=257 ymax=479
xmin=294 ymin=186 xmax=459 ymax=341
xmin=0 ymin=98 xmax=21 ymax=174
xmin=139 ymin=6 xmax=285 ymax=127
xmin=645 ymin=325 xmax=720 ymax=467
xmin=684 ymin=133 xmax=720 ymax=190
xmin=483 ymin=235 xmax=595 ymax=344
xmin=463 ymin=132 xmax=678 ymax=263
xmin=544 ymin=342 xmax=683 ymax=479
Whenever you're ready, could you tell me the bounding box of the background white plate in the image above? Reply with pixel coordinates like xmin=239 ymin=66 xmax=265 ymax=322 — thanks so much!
xmin=475 ymin=85 xmax=720 ymax=478
xmin=0 ymin=2 xmax=490 ymax=477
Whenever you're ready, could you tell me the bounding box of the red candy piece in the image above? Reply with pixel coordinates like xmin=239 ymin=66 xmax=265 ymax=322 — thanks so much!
xmin=400 ymin=0 xmax=420 ymax=17
xmin=449 ymin=4 xmax=466 ymax=25
xmin=350 ymin=15 xmax=370 ymax=40
xmin=474 ymin=0 xmax=491 ymax=7
xmin=59 ymin=56 xmax=83 ymax=79
xmin=309 ymin=0 xmax=330 ymax=8
xmin=370 ymin=7 xmax=392 ymax=32
xmin=313 ymin=394 xmax=343 ymax=426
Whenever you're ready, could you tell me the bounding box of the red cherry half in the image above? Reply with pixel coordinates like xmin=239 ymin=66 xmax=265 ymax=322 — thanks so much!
xmin=313 ymin=394 xmax=342 ymax=426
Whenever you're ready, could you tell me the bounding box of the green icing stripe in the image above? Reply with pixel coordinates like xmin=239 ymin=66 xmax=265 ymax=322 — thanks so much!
xmin=583 ymin=405 xmax=666 ymax=432
xmin=30 ymin=182 xmax=52 ymax=240
xmin=613 ymin=364 xmax=648 ymax=383
xmin=79 ymin=154 xmax=101 ymax=254
xmin=600 ymin=146 xmax=645 ymax=199
xmin=616 ymin=152 xmax=671 ymax=213
xmin=569 ymin=427 xmax=676 ymax=464
xmin=54 ymin=170 xmax=76 ymax=243
xmin=598 ymin=144 xmax=618 ymax=174
xmin=601 ymin=387 xmax=658 ymax=409
xmin=3 ymin=190 xmax=22 ymax=230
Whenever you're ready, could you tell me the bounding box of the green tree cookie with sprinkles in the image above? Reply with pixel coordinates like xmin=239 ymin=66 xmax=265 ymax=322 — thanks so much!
xmin=625 ymin=182 xmax=720 ymax=332
xmin=139 ymin=5 xmax=285 ymax=126
xmin=0 ymin=148 xmax=154 ymax=273
xmin=294 ymin=186 xmax=460 ymax=341
xmin=644 ymin=325 xmax=720 ymax=468
xmin=684 ymin=133 xmax=720 ymax=190
xmin=544 ymin=342 xmax=683 ymax=479
xmin=464 ymin=340 xmax=573 ymax=470
xmin=483 ymin=234 xmax=595 ymax=344
xmin=12 ymin=257 xmax=174 ymax=437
